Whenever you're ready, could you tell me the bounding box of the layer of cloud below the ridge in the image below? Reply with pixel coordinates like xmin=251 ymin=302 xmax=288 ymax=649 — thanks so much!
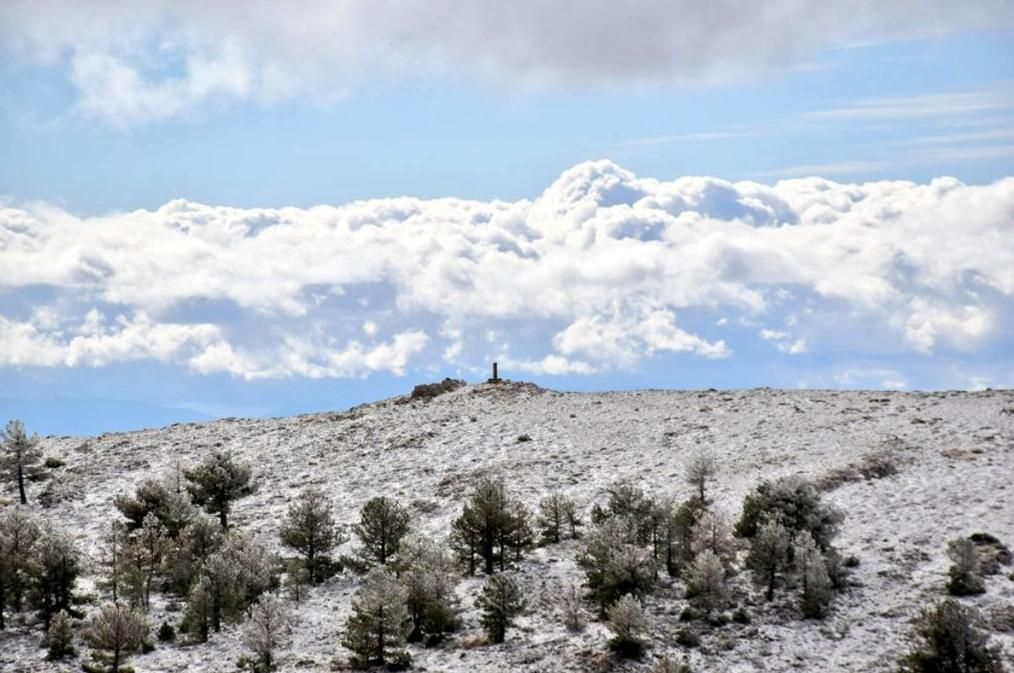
xmin=2 ymin=1 xmax=1013 ymax=124
xmin=1 ymin=160 xmax=1012 ymax=380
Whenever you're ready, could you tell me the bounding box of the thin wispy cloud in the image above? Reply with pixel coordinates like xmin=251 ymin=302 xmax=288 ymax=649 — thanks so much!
xmin=810 ymin=90 xmax=1014 ymax=120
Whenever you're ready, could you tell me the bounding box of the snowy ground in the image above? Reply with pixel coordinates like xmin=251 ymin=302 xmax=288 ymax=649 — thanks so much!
xmin=1 ymin=384 xmax=1012 ymax=672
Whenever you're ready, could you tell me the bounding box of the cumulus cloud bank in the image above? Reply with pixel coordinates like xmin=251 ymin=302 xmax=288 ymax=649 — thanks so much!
xmin=2 ymin=0 xmax=1012 ymax=124
xmin=1 ymin=161 xmax=1011 ymax=380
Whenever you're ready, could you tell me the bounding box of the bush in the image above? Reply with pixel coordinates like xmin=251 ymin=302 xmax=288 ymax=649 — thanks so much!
xmin=409 ymin=378 xmax=464 ymax=401
xmin=653 ymin=654 xmax=693 ymax=673
xmin=947 ymin=538 xmax=985 ymax=596
xmin=157 ymin=621 xmax=175 ymax=642
xmin=900 ymin=599 xmax=1003 ymax=673
xmin=47 ymin=609 xmax=75 ymax=660
xmin=675 ymin=628 xmax=700 ymax=648
xmin=607 ymin=594 xmax=649 ymax=659
xmin=83 ymin=603 xmax=149 ymax=673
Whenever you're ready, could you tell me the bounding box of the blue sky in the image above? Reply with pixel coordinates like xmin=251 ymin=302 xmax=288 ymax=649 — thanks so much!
xmin=1 ymin=2 xmax=1013 ymax=435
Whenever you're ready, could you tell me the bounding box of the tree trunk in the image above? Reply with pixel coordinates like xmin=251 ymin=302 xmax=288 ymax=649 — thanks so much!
xmin=766 ymin=567 xmax=776 ymax=601
xmin=219 ymin=506 xmax=229 ymax=530
xmin=377 ymin=606 xmax=385 ymax=664
xmin=112 ymin=643 xmax=121 ymax=673
xmin=17 ymin=463 xmax=27 ymax=505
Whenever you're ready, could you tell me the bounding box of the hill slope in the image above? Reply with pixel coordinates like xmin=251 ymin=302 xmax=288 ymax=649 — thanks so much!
xmin=3 ymin=385 xmax=1013 ymax=672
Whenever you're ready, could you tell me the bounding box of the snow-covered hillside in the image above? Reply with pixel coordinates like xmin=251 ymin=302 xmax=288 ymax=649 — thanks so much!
xmin=3 ymin=384 xmax=1013 ymax=672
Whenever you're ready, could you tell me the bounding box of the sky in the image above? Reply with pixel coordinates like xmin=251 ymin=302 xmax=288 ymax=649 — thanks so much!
xmin=1 ymin=1 xmax=1013 ymax=436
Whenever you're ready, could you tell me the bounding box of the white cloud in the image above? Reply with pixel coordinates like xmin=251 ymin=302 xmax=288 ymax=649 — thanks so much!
xmin=1 ymin=1 xmax=1011 ymax=123
xmin=1 ymin=161 xmax=1012 ymax=378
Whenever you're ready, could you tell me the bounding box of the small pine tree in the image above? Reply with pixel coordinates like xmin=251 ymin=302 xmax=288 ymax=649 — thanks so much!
xmin=578 ymin=517 xmax=656 ymax=615
xmin=83 ymin=602 xmax=149 ymax=673
xmin=97 ymin=521 xmax=128 ymax=603
xmin=794 ymin=532 xmax=833 ymax=618
xmin=167 ymin=512 xmax=222 ymax=594
xmin=342 ymin=567 xmax=410 ymax=668
xmin=476 ymin=573 xmax=525 ymax=644
xmin=671 ymin=496 xmax=707 ymax=571
xmin=1 ymin=420 xmax=43 ymax=506
xmin=684 ymin=450 xmax=717 ymax=503
xmin=607 ymin=594 xmax=649 ymax=658
xmin=184 ymin=449 xmax=254 ymax=530
xmin=901 ymin=599 xmax=1003 ymax=673
xmin=746 ymin=518 xmax=790 ymax=601
xmin=243 ymin=594 xmax=290 ymax=673
xmin=685 ymin=549 xmax=729 ymax=615
xmin=28 ymin=525 xmax=82 ymax=630
xmin=401 ymin=538 xmax=459 ymax=643
xmin=537 ymin=492 xmax=581 ymax=544
xmin=690 ymin=510 xmax=736 ymax=570
xmin=559 ymin=582 xmax=587 ymax=632
xmin=353 ymin=496 xmax=411 ymax=569
xmin=0 ymin=506 xmax=41 ymax=630
xmin=450 ymin=478 xmax=529 ymax=575
xmin=47 ymin=608 xmax=75 ymax=660
xmin=279 ymin=487 xmax=344 ymax=583
xmin=947 ymin=538 xmax=985 ymax=596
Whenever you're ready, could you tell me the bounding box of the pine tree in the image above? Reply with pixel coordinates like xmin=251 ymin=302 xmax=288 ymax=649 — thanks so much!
xmin=607 ymin=594 xmax=649 ymax=658
xmin=353 ymin=496 xmax=410 ymax=569
xmin=476 ymin=573 xmax=525 ymax=644
xmin=736 ymin=477 xmax=843 ymax=550
xmin=794 ymin=531 xmax=833 ymax=618
xmin=83 ymin=602 xmax=148 ymax=673
xmin=578 ymin=517 xmax=656 ymax=614
xmin=167 ymin=512 xmax=222 ymax=594
xmin=685 ymin=450 xmax=717 ymax=504
xmin=558 ymin=581 xmax=587 ymax=632
xmin=401 ymin=538 xmax=459 ymax=643
xmin=28 ymin=525 xmax=82 ymax=630
xmin=47 ymin=608 xmax=75 ymax=660
xmin=184 ymin=532 xmax=271 ymax=638
xmin=450 ymin=478 xmax=529 ymax=575
xmin=686 ymin=549 xmax=729 ymax=614
xmin=1 ymin=419 xmax=43 ymax=505
xmin=671 ymin=496 xmax=706 ymax=571
xmin=97 ymin=521 xmax=128 ymax=603
xmin=185 ymin=450 xmax=254 ymax=530
xmin=133 ymin=513 xmax=168 ymax=608
xmin=690 ymin=510 xmax=736 ymax=570
xmin=0 ymin=506 xmax=41 ymax=629
xmin=537 ymin=492 xmax=581 ymax=544
xmin=342 ymin=567 xmax=410 ymax=668
xmin=279 ymin=487 xmax=343 ymax=583
xmin=746 ymin=518 xmax=790 ymax=601
xmin=243 ymin=594 xmax=290 ymax=672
